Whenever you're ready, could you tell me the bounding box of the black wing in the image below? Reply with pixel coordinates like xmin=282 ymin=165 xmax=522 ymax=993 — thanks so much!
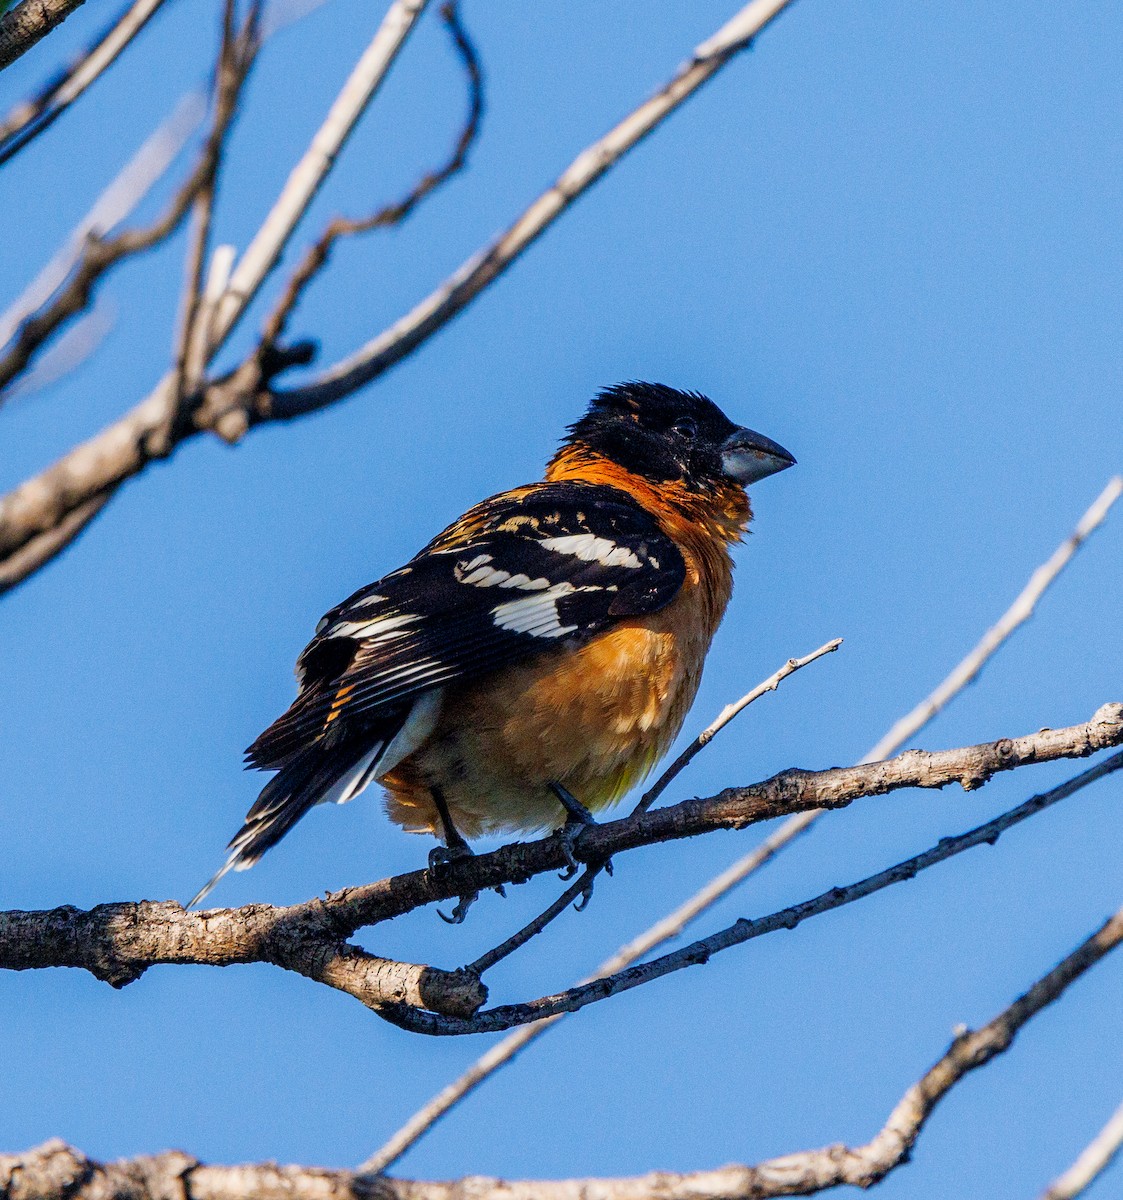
xmin=188 ymin=481 xmax=686 ymax=904
xmin=246 ymin=481 xmax=686 ymax=769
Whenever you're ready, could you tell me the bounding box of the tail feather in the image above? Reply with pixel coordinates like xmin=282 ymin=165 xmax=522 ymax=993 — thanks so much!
xmin=188 ymin=741 xmax=379 ymax=908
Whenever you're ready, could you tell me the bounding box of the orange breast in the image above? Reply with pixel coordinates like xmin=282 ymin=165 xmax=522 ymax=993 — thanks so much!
xmin=380 ymin=491 xmax=741 ymax=840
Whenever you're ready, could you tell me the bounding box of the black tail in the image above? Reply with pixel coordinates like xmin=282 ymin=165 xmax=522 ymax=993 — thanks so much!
xmin=188 ymin=740 xmax=379 ymax=908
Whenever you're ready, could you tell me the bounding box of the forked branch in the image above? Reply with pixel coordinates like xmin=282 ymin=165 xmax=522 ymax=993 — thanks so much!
xmin=0 ymin=706 xmax=1119 ymax=1028
xmin=5 ymin=898 xmax=1122 ymax=1198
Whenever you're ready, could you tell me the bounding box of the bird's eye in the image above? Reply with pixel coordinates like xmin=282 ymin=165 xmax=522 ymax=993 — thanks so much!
xmin=672 ymin=417 xmax=698 ymax=441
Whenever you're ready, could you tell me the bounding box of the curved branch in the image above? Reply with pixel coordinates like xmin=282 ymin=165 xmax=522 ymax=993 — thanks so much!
xmin=362 ymin=746 xmax=1123 ymax=1167
xmin=257 ymin=0 xmax=484 ymax=352
xmin=0 ymin=0 xmax=798 ymax=594
xmin=6 ymin=900 xmax=1123 ymax=1198
xmin=0 ymin=0 xmax=167 ymax=165
xmin=1 ymin=707 xmax=1119 ymax=1028
xmin=365 ymin=483 xmax=1121 ymax=1166
xmin=0 ymin=5 xmax=257 ymax=396
xmin=268 ymin=0 xmax=798 ymax=420
xmin=383 ymin=744 xmax=1123 ymax=1036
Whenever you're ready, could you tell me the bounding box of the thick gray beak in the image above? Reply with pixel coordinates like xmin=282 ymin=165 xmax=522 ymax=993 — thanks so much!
xmin=721 ymin=427 xmax=796 ymax=485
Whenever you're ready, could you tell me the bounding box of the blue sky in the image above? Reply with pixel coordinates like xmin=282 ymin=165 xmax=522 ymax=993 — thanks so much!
xmin=1 ymin=1 xmax=1121 ymax=1195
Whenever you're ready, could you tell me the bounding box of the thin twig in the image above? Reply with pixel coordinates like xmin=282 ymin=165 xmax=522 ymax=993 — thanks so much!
xmin=364 ymin=750 xmax=1123 ymax=1168
xmin=0 ymin=0 xmax=798 ymax=593
xmin=0 ymin=10 xmax=258 ymax=397
xmin=164 ymin=0 xmax=241 ymax=445
xmin=0 ymin=89 xmax=206 ymax=353
xmin=364 ymin=479 xmax=1121 ymax=1154
xmin=869 ymin=474 xmax=1123 ymax=761
xmin=207 ymin=0 xmax=431 ymax=353
xmin=0 ymin=0 xmax=167 ymax=165
xmin=259 ymin=0 xmax=483 ymax=352
xmin=1039 ymin=1100 xmax=1123 ymax=1200
xmin=701 ymin=473 xmax=1123 ymax=912
xmin=637 ymin=637 xmax=843 ymax=814
xmin=270 ymin=0 xmax=799 ymax=419
xmin=8 ymin=898 xmax=1123 ymax=1198
xmin=462 ymin=639 xmax=842 ymax=981
xmin=378 ymin=743 xmax=1123 ymax=1037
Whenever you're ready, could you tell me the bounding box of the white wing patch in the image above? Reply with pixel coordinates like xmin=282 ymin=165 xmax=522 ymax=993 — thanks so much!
xmin=455 ymin=554 xmax=551 ymax=591
xmin=326 ymin=612 xmax=419 ymax=640
xmin=539 ymin=533 xmax=642 ymax=569
xmin=491 ymin=582 xmax=583 ymax=638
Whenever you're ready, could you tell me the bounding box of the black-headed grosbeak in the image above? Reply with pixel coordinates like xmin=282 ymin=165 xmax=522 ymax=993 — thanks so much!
xmin=191 ymin=382 xmax=794 ymax=905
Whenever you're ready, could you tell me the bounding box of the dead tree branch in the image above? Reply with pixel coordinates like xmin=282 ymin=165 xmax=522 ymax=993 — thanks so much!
xmin=0 ymin=896 xmax=485 ymax=1018
xmin=0 ymin=0 xmax=88 ymax=72
xmin=382 ymin=743 xmax=1123 ymax=1036
xmin=0 ymin=0 xmax=167 ymax=165
xmin=0 ymin=0 xmax=799 ymax=596
xmin=257 ymin=0 xmax=484 ymax=354
xmin=646 ymin=472 xmax=1123 ymax=959
xmin=1 ymin=707 xmax=1120 ymax=1028
xmin=1039 ymin=1099 xmax=1123 ymax=1199
xmin=268 ymin=0 xmax=798 ymax=420
xmin=0 ymin=4 xmax=257 ymax=397
xmin=364 ymin=479 xmax=1121 ymax=1166
xmin=362 ymin=745 xmax=1123 ymax=1167
xmin=6 ymin=898 xmax=1123 ymax=1198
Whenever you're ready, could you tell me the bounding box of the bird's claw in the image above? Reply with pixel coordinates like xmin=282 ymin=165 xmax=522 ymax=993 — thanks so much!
xmin=556 ymin=821 xmax=584 ymax=879
xmin=573 ymin=873 xmax=596 ymax=912
xmin=429 ymin=842 xmax=477 ymax=923
xmin=428 ymin=842 xmax=474 ymax=872
xmin=438 ymin=890 xmax=480 ymax=924
xmin=550 ymin=782 xmax=599 ymax=880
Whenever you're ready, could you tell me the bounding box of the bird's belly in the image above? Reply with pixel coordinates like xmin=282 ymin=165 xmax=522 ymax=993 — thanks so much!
xmin=379 ymin=618 xmax=706 ymax=838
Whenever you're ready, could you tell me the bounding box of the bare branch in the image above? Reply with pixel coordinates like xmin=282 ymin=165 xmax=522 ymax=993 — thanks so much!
xmin=0 ymin=897 xmax=485 ymax=1018
xmin=371 ymin=473 xmax=1119 ymax=1153
xmin=0 ymin=11 xmax=257 ymax=397
xmin=363 ymin=745 xmax=1121 ymax=1171
xmin=0 ymin=0 xmax=797 ymax=592
xmin=258 ymin=0 xmax=484 ymax=352
xmin=0 ymin=486 xmax=109 ymax=589
xmin=461 ymin=638 xmax=842 ymax=980
xmin=0 ymin=0 xmax=87 ymax=72
xmin=2 ymin=707 xmax=1119 ymax=1031
xmin=7 ymin=899 xmax=1123 ymax=1198
xmin=0 ymin=0 xmax=167 ymax=165
xmin=162 ymin=0 xmax=243 ymax=449
xmin=1039 ymin=1100 xmax=1123 ymax=1200
xmin=269 ymin=0 xmax=799 ymax=420
xmin=0 ymin=90 xmax=206 ymax=353
xmin=381 ymin=743 xmax=1123 ymax=1037
xmin=637 ymin=637 xmax=843 ymax=814
xmin=660 ymin=472 xmax=1123 ymax=956
xmin=868 ymin=474 xmax=1123 ymax=762
xmin=207 ymin=0 xmax=432 ymax=353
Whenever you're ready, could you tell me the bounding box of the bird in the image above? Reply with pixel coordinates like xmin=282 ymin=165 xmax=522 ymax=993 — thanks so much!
xmin=189 ymin=382 xmax=795 ymax=907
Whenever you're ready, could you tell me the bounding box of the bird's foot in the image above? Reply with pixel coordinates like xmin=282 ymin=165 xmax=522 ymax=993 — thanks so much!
xmin=550 ymin=783 xmax=613 ymax=881
xmin=428 ymin=842 xmax=474 ymax=872
xmin=438 ymin=889 xmax=480 ymax=925
xmin=428 ymin=842 xmax=478 ymax=924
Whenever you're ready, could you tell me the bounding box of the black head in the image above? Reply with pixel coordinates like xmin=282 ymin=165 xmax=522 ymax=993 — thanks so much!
xmin=562 ymin=382 xmax=795 ymax=493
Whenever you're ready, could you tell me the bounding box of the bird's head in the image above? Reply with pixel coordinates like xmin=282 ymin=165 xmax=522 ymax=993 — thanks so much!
xmin=550 ymin=382 xmax=795 ymax=527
